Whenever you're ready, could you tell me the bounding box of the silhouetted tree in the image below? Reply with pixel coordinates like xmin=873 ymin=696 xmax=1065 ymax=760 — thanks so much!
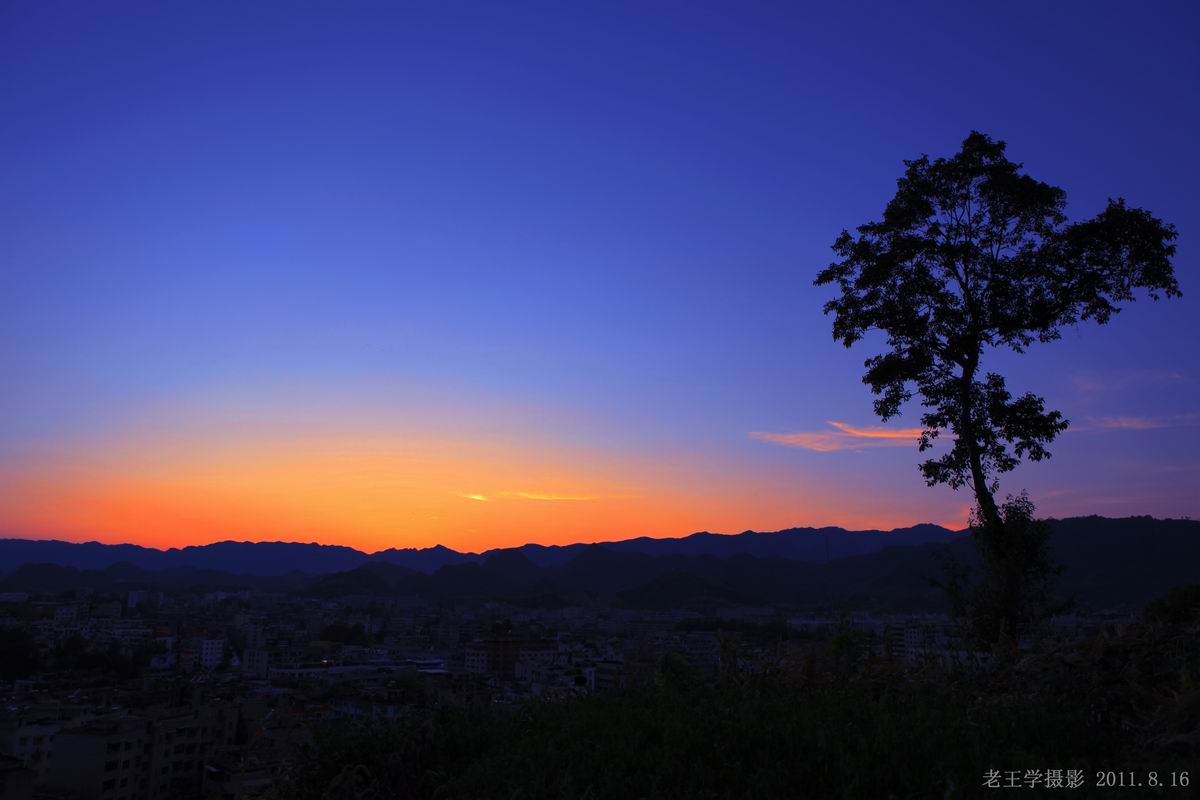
xmin=816 ymin=132 xmax=1179 ymax=645
xmin=815 ymin=131 xmax=1179 ymax=531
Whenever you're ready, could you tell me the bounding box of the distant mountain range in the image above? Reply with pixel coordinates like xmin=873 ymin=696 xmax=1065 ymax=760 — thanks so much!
xmin=0 ymin=522 xmax=958 ymax=576
xmin=0 ymin=516 xmax=1196 ymax=610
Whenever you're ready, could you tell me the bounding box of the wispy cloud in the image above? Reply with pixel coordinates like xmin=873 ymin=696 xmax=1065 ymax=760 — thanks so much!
xmin=505 ymin=491 xmax=599 ymax=502
xmin=1035 ymin=488 xmax=1076 ymax=499
xmin=1071 ymin=369 xmax=1192 ymax=395
xmin=750 ymin=421 xmax=925 ymax=453
xmin=754 ymin=412 xmax=1200 ymax=452
xmin=458 ymin=491 xmax=600 ymax=502
xmin=1079 ymin=413 xmax=1200 ymax=432
xmin=826 ymin=421 xmax=921 ymax=440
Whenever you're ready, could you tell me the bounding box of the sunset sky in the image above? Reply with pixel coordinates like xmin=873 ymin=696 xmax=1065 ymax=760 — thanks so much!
xmin=2 ymin=2 xmax=1197 ymax=553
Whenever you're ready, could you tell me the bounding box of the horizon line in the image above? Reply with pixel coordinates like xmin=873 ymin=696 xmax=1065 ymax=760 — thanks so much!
xmin=1 ymin=519 xmax=971 ymax=557
xmin=5 ymin=512 xmax=1192 ymax=556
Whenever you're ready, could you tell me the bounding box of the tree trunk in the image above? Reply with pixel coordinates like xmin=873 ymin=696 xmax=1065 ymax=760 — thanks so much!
xmin=960 ymin=357 xmax=1002 ymax=532
xmin=969 ymin=443 xmax=1002 ymax=531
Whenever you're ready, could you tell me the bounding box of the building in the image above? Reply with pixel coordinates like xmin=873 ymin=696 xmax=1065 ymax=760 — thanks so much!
xmin=0 ymin=704 xmax=98 ymax=783
xmin=199 ymin=638 xmax=225 ymax=670
xmin=46 ymin=717 xmax=149 ymax=800
xmin=203 ymin=749 xmax=278 ymax=800
xmin=464 ymin=637 xmax=555 ymax=679
xmin=242 ymin=648 xmax=271 ymax=678
xmin=146 ymin=711 xmax=207 ymax=800
xmin=583 ymin=660 xmax=625 ymax=693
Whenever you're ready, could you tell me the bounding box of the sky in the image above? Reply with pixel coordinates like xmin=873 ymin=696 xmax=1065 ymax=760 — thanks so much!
xmin=1 ymin=1 xmax=1197 ymax=553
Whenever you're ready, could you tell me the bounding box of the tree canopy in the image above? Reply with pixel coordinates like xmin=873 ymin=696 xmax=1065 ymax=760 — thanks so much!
xmin=815 ymin=132 xmax=1179 ymax=528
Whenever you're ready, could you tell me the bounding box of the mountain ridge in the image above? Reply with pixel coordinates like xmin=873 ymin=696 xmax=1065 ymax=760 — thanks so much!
xmin=0 ymin=521 xmax=967 ymax=575
xmin=1 ymin=516 xmax=1193 ymax=582
xmin=1 ymin=516 xmax=1195 ymax=611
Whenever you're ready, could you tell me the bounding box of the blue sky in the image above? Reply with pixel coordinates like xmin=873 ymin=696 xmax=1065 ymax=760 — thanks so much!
xmin=1 ymin=1 xmax=1197 ymax=549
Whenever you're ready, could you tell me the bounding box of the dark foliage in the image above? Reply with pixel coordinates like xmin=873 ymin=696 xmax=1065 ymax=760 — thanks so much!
xmin=1145 ymin=584 xmax=1200 ymax=626
xmin=938 ymin=494 xmax=1067 ymax=648
xmin=263 ymin=615 xmax=1198 ymax=800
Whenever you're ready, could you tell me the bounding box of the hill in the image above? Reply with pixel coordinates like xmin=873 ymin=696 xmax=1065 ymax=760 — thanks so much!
xmin=1 ymin=517 xmax=1195 ymax=610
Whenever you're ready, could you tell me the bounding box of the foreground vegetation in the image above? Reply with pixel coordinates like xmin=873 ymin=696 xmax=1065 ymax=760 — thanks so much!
xmin=266 ymin=610 xmax=1198 ymax=800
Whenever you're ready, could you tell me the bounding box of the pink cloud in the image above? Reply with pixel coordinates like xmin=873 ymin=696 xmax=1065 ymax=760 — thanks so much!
xmin=751 ymin=421 xmax=925 ymax=453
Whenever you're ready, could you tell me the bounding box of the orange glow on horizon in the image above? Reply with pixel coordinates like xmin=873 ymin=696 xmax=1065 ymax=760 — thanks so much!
xmin=0 ymin=422 xmax=945 ymax=552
